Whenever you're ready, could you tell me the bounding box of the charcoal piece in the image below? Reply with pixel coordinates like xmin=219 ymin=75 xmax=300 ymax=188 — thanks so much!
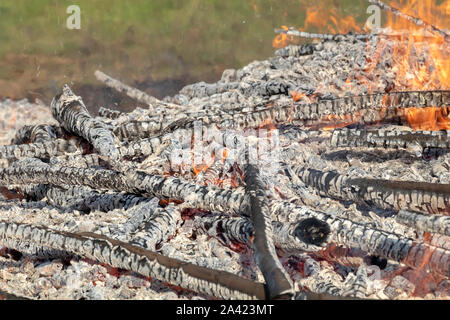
xmin=98 ymin=107 xmax=125 ymax=120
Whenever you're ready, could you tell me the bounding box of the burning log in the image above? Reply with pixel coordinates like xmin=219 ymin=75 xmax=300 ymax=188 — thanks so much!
xmin=331 ymin=128 xmax=450 ymax=150
xmin=185 ymin=90 xmax=449 ymax=129
xmin=291 ymin=166 xmax=450 ymax=215
xmin=367 ymin=0 xmax=450 ymax=40
xmin=271 ymin=201 xmax=449 ymax=277
xmin=244 ymin=163 xmax=294 ymax=299
xmin=396 ymin=210 xmax=450 ymax=237
xmin=50 ymin=85 xmax=120 ymax=161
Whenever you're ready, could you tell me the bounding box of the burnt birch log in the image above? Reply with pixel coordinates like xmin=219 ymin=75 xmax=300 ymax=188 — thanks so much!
xmin=0 ymin=221 xmax=265 ymax=300
xmin=50 ymin=84 xmax=120 ymax=160
xmin=331 ymin=128 xmax=450 ymax=150
xmin=396 ymin=210 xmax=450 ymax=237
xmin=244 ymin=163 xmax=294 ymax=299
xmin=95 ymin=70 xmax=180 ymax=110
xmin=271 ymin=201 xmax=450 ymax=276
xmin=0 ymin=139 xmax=79 ymax=161
xmin=291 ymin=166 xmax=450 ymax=215
xmin=194 ymin=215 xmax=330 ymax=253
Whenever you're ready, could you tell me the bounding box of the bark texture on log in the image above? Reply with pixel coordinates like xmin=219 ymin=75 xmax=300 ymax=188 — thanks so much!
xmin=291 ymin=166 xmax=450 ymax=215
xmin=244 ymin=163 xmax=294 ymax=299
xmin=50 ymin=85 xmax=120 ymax=160
xmin=331 ymin=128 xmax=450 ymax=149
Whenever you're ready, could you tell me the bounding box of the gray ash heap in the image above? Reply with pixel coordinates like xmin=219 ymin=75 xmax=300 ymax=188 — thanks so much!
xmin=0 ymin=19 xmax=449 ymax=300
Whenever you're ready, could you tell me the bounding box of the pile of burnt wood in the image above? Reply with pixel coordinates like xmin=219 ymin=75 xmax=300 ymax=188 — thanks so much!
xmin=0 ymin=16 xmax=449 ymax=299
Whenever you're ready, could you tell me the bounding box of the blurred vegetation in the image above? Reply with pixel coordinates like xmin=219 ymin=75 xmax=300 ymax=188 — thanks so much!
xmin=0 ymin=0 xmax=372 ymax=105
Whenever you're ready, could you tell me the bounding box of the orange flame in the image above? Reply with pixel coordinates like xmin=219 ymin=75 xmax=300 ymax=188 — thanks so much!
xmin=368 ymin=1 xmax=450 ymax=130
xmin=272 ymin=26 xmax=290 ymax=49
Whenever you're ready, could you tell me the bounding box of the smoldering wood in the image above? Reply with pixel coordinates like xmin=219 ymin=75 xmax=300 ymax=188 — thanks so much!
xmin=0 ymin=139 xmax=80 ymax=161
xmin=291 ymin=166 xmax=450 ymax=215
xmin=194 ymin=214 xmax=330 ymax=253
xmin=0 ymin=158 xmax=249 ymax=216
xmin=244 ymin=163 xmax=294 ymax=299
xmin=367 ymin=0 xmax=450 ymax=40
xmin=161 ymin=90 xmax=449 ymax=131
xmin=331 ymin=128 xmax=450 ymax=150
xmin=11 ymin=124 xmax=62 ymax=145
xmin=95 ymin=70 xmax=180 ymax=110
xmin=396 ymin=210 xmax=450 ymax=237
xmin=270 ymin=201 xmax=450 ymax=276
xmin=0 ymin=221 xmax=265 ymax=300
xmin=50 ymin=84 xmax=120 ymax=160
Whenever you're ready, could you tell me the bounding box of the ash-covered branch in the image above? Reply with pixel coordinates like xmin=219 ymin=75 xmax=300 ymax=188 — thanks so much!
xmin=331 ymin=128 xmax=450 ymax=150
xmin=396 ymin=210 xmax=450 ymax=237
xmin=194 ymin=215 xmax=330 ymax=253
xmin=368 ymin=0 xmax=450 ymax=40
xmin=291 ymin=166 xmax=450 ymax=215
xmin=0 ymin=158 xmax=248 ymax=216
xmin=0 ymin=221 xmax=266 ymax=300
xmin=0 ymin=139 xmax=79 ymax=161
xmin=95 ymin=70 xmax=180 ymax=110
xmin=50 ymin=85 xmax=120 ymax=160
